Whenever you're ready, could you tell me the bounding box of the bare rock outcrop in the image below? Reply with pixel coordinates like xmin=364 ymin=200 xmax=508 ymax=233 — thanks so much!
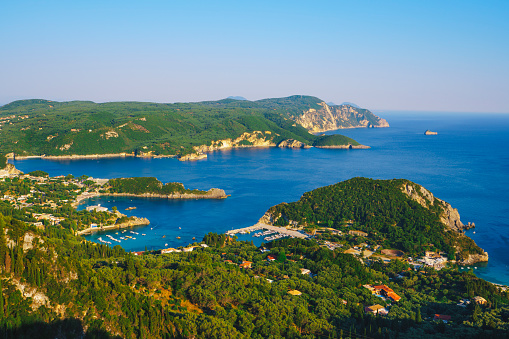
xmin=178 ymin=153 xmax=208 ymax=161
xmin=179 ymin=131 xmax=276 ymax=161
xmin=277 ymin=139 xmax=310 ymax=148
xmin=0 ymin=163 xmax=23 ymax=177
xmin=458 ymin=252 xmax=489 ymax=266
xmin=401 ymin=182 xmax=474 ymax=232
xmin=292 ymin=102 xmax=389 ymax=133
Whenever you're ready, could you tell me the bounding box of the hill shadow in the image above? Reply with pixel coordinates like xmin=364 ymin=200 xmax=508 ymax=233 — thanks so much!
xmin=1 ymin=317 xmax=122 ymax=339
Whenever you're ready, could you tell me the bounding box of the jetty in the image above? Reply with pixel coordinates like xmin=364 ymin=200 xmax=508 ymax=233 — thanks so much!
xmin=226 ymin=223 xmax=310 ymax=239
xmin=77 ymin=217 xmax=150 ymax=235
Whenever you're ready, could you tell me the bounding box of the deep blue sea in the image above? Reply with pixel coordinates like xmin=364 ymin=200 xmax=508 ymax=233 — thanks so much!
xmin=10 ymin=112 xmax=509 ymax=285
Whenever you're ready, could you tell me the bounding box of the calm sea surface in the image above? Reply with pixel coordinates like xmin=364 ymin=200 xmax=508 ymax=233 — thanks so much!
xmin=10 ymin=112 xmax=509 ymax=284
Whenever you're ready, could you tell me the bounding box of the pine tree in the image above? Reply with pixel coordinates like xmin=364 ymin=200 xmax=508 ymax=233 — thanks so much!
xmin=416 ymin=307 xmax=422 ymax=323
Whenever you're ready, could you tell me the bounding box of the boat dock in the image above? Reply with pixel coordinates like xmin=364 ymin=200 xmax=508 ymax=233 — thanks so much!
xmin=226 ymin=223 xmax=310 ymax=239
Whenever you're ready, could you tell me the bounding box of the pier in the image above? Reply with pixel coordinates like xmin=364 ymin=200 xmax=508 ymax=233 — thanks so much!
xmin=226 ymin=223 xmax=310 ymax=239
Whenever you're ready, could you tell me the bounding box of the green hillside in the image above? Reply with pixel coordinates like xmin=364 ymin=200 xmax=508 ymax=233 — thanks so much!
xmin=0 ymin=96 xmax=378 ymax=157
xmin=0 ymin=176 xmax=508 ymax=338
xmin=313 ymin=135 xmax=361 ymax=147
xmin=267 ymin=177 xmax=484 ymax=261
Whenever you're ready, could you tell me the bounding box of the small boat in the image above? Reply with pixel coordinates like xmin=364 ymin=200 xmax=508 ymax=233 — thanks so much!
xmin=179 ymin=227 xmax=181 ymax=229
xmin=473 ymin=231 xmax=476 ymax=234
xmin=162 ymin=235 xmax=166 ymax=238
xmin=165 ymin=243 xmax=168 ymax=246
xmin=142 ymin=234 xmax=146 ymax=236
xmin=192 ymin=237 xmax=196 ymax=240
xmin=177 ymin=236 xmax=181 ymax=239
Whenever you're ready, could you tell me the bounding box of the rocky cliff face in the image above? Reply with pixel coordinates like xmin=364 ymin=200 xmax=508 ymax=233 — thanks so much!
xmin=458 ymin=252 xmax=489 ymax=266
xmin=277 ymin=139 xmax=310 ymax=148
xmin=401 ymin=182 xmax=474 ymax=232
xmin=179 ymin=131 xmax=276 ymax=161
xmin=401 ymin=182 xmax=486 ymax=264
xmin=0 ymin=163 xmax=23 ymax=177
xmin=292 ymin=102 xmax=389 ymax=133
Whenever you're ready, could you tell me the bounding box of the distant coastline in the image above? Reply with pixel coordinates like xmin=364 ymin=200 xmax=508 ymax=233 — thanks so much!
xmin=74 ymin=189 xmax=228 ymax=208
xmin=10 ymin=153 xmax=176 ymax=160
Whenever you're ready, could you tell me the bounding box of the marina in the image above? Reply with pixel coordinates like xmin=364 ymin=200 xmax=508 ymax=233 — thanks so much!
xmin=226 ymin=223 xmax=310 ymax=241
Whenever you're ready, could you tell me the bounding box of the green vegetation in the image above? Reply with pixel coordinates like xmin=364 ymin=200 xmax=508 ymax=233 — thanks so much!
xmin=0 ymin=154 xmax=6 ymax=169
xmin=268 ymin=178 xmax=484 ymax=261
xmin=0 ymin=215 xmax=508 ymax=338
xmin=0 ymin=173 xmax=507 ymax=338
xmin=0 ymin=96 xmax=379 ymax=157
xmin=107 ymin=177 xmax=208 ymax=195
xmin=313 ymin=135 xmax=360 ymax=147
xmin=27 ymin=170 xmax=48 ymax=177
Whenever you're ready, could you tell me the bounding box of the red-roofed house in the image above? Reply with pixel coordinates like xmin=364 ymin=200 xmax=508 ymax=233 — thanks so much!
xmin=364 ymin=305 xmax=388 ymax=315
xmin=239 ymin=261 xmax=252 ymax=269
xmin=373 ymin=285 xmax=401 ymax=302
xmin=434 ymin=314 xmax=452 ymax=323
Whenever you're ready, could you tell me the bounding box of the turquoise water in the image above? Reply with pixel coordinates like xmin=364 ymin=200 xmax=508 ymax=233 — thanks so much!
xmin=10 ymin=112 xmax=509 ymax=284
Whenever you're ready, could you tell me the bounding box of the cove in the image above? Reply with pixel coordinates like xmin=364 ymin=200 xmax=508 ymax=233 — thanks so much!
xmin=10 ymin=111 xmax=509 ymax=285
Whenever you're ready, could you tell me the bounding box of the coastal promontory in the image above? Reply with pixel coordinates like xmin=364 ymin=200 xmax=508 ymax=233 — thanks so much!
xmin=0 ymin=95 xmax=385 ymax=159
xmin=260 ymin=177 xmax=487 ymax=265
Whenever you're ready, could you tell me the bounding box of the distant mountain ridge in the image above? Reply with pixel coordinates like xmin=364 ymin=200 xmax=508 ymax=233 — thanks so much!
xmin=226 ymin=96 xmax=248 ymax=101
xmin=0 ymin=95 xmax=387 ymax=157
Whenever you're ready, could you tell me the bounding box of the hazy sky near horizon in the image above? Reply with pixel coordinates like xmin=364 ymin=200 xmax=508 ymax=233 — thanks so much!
xmin=1 ymin=1 xmax=508 ymax=112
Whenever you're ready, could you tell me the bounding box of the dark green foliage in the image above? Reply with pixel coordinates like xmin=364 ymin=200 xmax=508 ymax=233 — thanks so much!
xmin=107 ymin=177 xmax=207 ymax=195
xmin=313 ymin=134 xmax=360 ymax=147
xmin=0 ymin=96 xmax=369 ymax=156
xmin=27 ymin=170 xmax=48 ymax=177
xmin=268 ymin=177 xmax=484 ymax=260
xmin=0 ymin=175 xmax=506 ymax=338
xmin=0 ymin=154 xmax=6 ymax=169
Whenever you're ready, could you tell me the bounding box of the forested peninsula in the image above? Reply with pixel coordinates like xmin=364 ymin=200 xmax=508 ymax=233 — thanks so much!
xmin=0 ymin=96 xmax=386 ymax=159
xmin=1 ymin=165 xmax=508 ymax=339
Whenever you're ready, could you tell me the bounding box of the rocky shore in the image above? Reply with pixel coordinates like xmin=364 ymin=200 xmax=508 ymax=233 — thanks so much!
xmin=77 ymin=216 xmax=150 ymax=235
xmin=11 ymin=153 xmax=176 ymax=160
xmin=100 ymin=189 xmax=228 ymax=200
xmin=314 ymin=144 xmax=370 ymax=149
xmin=74 ymin=188 xmax=228 ymax=206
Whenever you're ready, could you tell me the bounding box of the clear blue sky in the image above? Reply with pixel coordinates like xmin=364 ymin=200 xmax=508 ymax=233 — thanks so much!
xmin=1 ymin=0 xmax=508 ymax=112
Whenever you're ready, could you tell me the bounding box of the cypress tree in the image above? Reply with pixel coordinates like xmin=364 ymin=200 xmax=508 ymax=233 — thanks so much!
xmin=0 ymin=279 xmax=4 ymax=318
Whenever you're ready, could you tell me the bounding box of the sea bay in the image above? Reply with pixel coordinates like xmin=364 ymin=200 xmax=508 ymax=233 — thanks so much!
xmin=11 ymin=112 xmax=509 ymax=285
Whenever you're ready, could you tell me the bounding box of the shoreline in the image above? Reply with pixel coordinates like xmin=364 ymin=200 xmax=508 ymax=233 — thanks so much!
xmin=9 ymin=139 xmax=371 ymax=162
xmin=77 ymin=216 xmax=150 ymax=236
xmin=10 ymin=153 xmax=177 ymax=160
xmin=73 ymin=189 xmax=229 ymax=208
xmin=314 ymin=144 xmax=370 ymax=149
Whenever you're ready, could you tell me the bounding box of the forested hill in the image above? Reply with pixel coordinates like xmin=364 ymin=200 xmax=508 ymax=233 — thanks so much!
xmin=264 ymin=177 xmax=486 ymax=264
xmin=0 ymin=96 xmax=384 ymax=157
xmin=0 ymin=171 xmax=509 ymax=339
